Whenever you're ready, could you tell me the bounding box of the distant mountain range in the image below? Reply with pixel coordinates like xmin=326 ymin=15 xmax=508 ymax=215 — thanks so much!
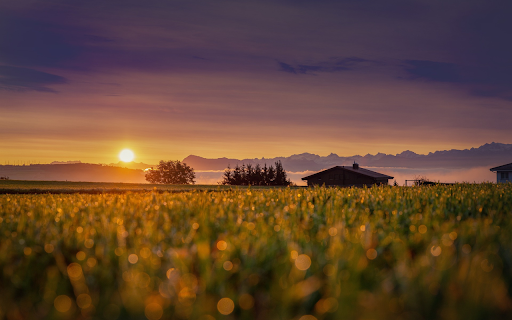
xmin=1 ymin=142 xmax=510 ymax=183
xmin=183 ymin=142 xmax=512 ymax=172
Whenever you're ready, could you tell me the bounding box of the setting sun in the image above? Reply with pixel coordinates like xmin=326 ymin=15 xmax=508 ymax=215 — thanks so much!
xmin=119 ymin=149 xmax=135 ymax=162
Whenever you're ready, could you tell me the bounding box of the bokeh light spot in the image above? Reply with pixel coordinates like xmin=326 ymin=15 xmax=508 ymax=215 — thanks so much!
xmin=366 ymin=249 xmax=377 ymax=260
xmin=145 ymin=303 xmax=163 ymax=320
xmin=67 ymin=263 xmax=83 ymax=281
xmin=140 ymin=247 xmax=151 ymax=259
xmin=166 ymin=268 xmax=175 ymax=279
xmin=295 ymin=254 xmax=312 ymax=270
xmin=217 ymin=240 xmax=228 ymax=251
xmin=87 ymin=257 xmax=97 ymax=268
xmin=223 ymin=261 xmax=233 ymax=271
xmin=431 ymin=246 xmax=442 ymax=256
xmin=217 ymin=297 xmax=235 ymax=315
xmin=54 ymin=295 xmax=72 ymax=313
xmin=76 ymin=251 xmax=86 ymax=261
xmin=76 ymin=293 xmax=92 ymax=309
xmin=128 ymin=254 xmax=139 ymax=264
xmin=84 ymin=239 xmax=94 ymax=248
xmin=44 ymin=244 xmax=54 ymax=253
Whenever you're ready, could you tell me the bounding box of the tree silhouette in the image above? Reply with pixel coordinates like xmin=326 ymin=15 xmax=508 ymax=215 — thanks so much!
xmin=145 ymin=160 xmax=195 ymax=184
xmin=266 ymin=165 xmax=276 ymax=185
xmin=262 ymin=164 xmax=269 ymax=185
xmin=222 ymin=165 xmax=233 ymax=185
xmin=232 ymin=165 xmax=243 ymax=185
xmin=274 ymin=160 xmax=289 ymax=186
xmin=246 ymin=164 xmax=254 ymax=184
xmin=253 ymin=164 xmax=263 ymax=185
xmin=241 ymin=164 xmax=247 ymax=184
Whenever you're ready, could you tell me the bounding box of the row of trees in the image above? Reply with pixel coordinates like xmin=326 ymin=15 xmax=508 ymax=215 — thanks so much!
xmin=221 ymin=161 xmax=291 ymax=186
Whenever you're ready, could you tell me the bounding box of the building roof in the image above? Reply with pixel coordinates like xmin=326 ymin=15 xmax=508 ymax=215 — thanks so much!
xmin=490 ymin=162 xmax=512 ymax=172
xmin=302 ymin=166 xmax=394 ymax=180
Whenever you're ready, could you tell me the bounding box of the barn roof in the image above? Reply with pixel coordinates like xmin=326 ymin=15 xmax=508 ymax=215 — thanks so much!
xmin=490 ymin=162 xmax=512 ymax=172
xmin=302 ymin=166 xmax=394 ymax=180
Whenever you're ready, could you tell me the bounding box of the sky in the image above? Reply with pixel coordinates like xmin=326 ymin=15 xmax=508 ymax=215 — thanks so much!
xmin=1 ymin=0 xmax=512 ymax=164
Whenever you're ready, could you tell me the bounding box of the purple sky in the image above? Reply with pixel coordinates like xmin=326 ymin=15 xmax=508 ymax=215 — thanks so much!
xmin=1 ymin=0 xmax=511 ymax=164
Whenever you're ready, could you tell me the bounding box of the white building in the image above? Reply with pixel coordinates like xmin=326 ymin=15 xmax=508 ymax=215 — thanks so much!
xmin=490 ymin=163 xmax=512 ymax=183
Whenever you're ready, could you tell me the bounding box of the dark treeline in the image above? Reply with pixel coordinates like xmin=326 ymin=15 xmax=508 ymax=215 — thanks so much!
xmin=221 ymin=161 xmax=291 ymax=186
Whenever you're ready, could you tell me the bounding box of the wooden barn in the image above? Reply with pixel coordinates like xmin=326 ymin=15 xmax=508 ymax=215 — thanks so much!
xmin=490 ymin=162 xmax=512 ymax=183
xmin=302 ymin=163 xmax=394 ymax=187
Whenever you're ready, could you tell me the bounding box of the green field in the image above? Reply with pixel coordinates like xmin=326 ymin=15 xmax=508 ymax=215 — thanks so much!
xmin=1 ymin=184 xmax=512 ymax=320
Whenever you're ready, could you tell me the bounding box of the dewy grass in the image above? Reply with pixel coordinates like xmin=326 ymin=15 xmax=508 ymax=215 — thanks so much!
xmin=0 ymin=184 xmax=512 ymax=319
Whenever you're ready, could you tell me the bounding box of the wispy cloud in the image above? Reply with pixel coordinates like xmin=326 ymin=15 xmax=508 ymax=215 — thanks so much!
xmin=277 ymin=57 xmax=375 ymax=75
xmin=0 ymin=66 xmax=66 ymax=92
